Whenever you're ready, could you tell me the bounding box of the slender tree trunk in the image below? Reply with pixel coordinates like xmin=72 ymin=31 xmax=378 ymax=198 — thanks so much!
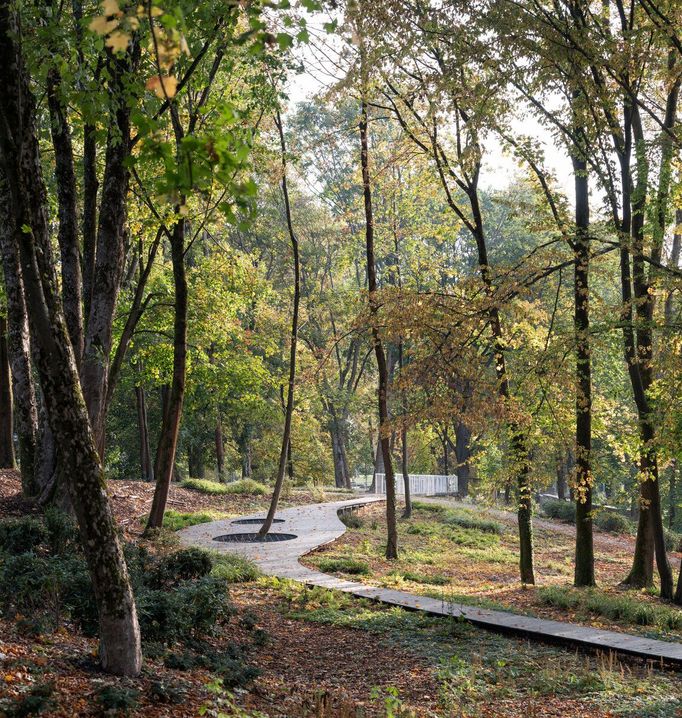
xmin=360 ymin=97 xmax=398 ymax=559
xmin=398 ymin=342 xmax=411 ymax=517
xmin=215 ymin=412 xmax=224 ymax=479
xmin=0 ymin=219 xmax=37 ymax=492
xmin=572 ymin=147 xmax=595 ymax=587
xmin=240 ymin=428 xmax=252 ymax=478
xmin=80 ymin=47 xmax=136 ymax=456
xmin=259 ymin=110 xmax=301 ymax=537
xmin=454 ymin=420 xmax=471 ymax=497
xmin=468 ymin=190 xmax=534 ymax=583
xmin=0 ymin=6 xmax=141 ymax=672
xmin=556 ymin=453 xmax=567 ymax=501
xmin=621 ymin=108 xmax=673 ymax=598
xmin=82 ymin=123 xmax=97 ymax=324
xmin=0 ymin=316 xmax=15 ymax=468
xmin=134 ymin=383 xmax=153 ymax=482
xmin=188 ymin=444 xmax=205 ymax=479
xmin=46 ymin=61 xmax=84 ymax=363
xmin=146 ymin=220 xmax=187 ymax=530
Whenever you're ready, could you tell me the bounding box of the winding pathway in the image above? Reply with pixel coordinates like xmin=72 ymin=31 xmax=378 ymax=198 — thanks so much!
xmin=178 ymin=497 xmax=682 ymax=666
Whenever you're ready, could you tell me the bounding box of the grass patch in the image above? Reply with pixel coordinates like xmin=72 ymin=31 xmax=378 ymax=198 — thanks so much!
xmin=181 ymin=478 xmax=269 ymax=496
xmin=223 ymin=479 xmax=269 ymax=495
xmin=443 ymin=511 xmax=503 ymax=535
xmin=209 ymin=552 xmax=260 ymax=583
xmin=162 ymin=510 xmax=228 ymax=531
xmin=181 ymin=479 xmax=233 ymax=494
xmin=392 ymin=570 xmax=450 ymax=586
xmin=541 ymin=499 xmax=575 ymax=523
xmin=317 ymin=557 xmax=371 ymax=575
xmin=538 ymin=586 xmax=682 ymax=631
xmin=266 ymin=579 xmax=682 ymax=716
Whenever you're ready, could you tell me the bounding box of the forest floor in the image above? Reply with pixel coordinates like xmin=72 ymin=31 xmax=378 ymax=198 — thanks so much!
xmin=1 ymin=471 xmax=682 ymax=717
xmin=303 ymin=499 xmax=682 ymax=644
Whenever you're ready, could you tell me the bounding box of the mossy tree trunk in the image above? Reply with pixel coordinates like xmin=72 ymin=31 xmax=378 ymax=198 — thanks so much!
xmin=0 ymin=2 xmax=141 ymax=674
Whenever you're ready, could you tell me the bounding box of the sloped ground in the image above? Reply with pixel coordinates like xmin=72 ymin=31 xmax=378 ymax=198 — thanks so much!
xmin=1 ymin=473 xmax=681 ymax=717
xmin=304 ymin=500 xmax=682 ymax=643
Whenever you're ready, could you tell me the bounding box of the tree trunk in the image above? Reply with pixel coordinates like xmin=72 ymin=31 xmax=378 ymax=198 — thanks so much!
xmin=556 ymin=453 xmax=567 ymax=501
xmin=239 ymin=426 xmax=252 ymax=478
xmin=81 ymin=47 xmax=137 ymax=456
xmin=46 ymin=62 xmax=83 ymax=363
xmin=146 ymin=220 xmax=187 ymax=531
xmin=0 ymin=5 xmax=141 ymax=673
xmin=0 ymin=222 xmax=37 ymax=492
xmin=134 ymin=384 xmax=153 ymax=482
xmin=187 ymin=443 xmax=205 ymax=479
xmin=215 ymin=413 xmax=224 ymax=479
xmin=0 ymin=315 xmax=15 ymax=468
xmin=572 ymin=146 xmax=595 ymax=587
xmin=259 ymin=110 xmax=301 ymax=537
xmin=621 ymin=107 xmax=673 ymax=598
xmin=468 ymin=188 xmax=534 ymax=584
xmin=398 ymin=343 xmax=411 ymax=517
xmin=360 ymin=94 xmax=398 ymax=559
xmin=454 ymin=420 xmax=472 ymax=498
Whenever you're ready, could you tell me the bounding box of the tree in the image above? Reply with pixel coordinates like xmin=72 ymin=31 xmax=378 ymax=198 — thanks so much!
xmin=259 ymin=109 xmax=302 ymax=536
xmin=0 ymin=0 xmax=141 ymax=674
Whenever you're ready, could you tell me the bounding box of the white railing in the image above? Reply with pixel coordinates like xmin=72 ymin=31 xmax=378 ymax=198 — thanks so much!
xmin=373 ymin=473 xmax=458 ymax=496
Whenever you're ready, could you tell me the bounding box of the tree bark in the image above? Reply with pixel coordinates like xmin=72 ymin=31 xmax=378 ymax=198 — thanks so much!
xmin=81 ymin=47 xmax=137 ymax=456
xmin=572 ymin=145 xmax=594 ymax=587
xmin=215 ymin=412 xmax=224 ymax=479
xmin=0 ymin=216 xmax=37 ymax=492
xmin=259 ymin=110 xmax=301 ymax=537
xmin=0 ymin=315 xmax=15 ymax=468
xmin=360 ymin=95 xmax=398 ymax=559
xmin=46 ymin=61 xmax=83 ymax=363
xmin=0 ymin=3 xmax=141 ymax=673
xmin=454 ymin=420 xmax=472 ymax=498
xmin=146 ymin=220 xmax=187 ymax=530
xmin=134 ymin=383 xmax=153 ymax=482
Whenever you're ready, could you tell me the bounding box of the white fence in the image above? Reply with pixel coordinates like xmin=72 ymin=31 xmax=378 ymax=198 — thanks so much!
xmin=373 ymin=473 xmax=458 ymax=496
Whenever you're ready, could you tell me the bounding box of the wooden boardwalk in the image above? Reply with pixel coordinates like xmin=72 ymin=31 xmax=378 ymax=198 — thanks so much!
xmin=179 ymin=497 xmax=682 ymax=667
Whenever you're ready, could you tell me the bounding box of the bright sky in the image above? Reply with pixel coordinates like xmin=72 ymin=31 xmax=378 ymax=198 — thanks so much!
xmin=284 ymin=35 xmax=576 ymax=199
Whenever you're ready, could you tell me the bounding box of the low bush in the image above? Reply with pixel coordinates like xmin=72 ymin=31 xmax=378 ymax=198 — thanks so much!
xmin=542 ymin=499 xmax=575 ymax=523
xmin=181 ymin=479 xmax=233 ymax=495
xmin=210 ymin=552 xmax=260 ymax=583
xmin=663 ymin=527 xmax=682 ymax=553
xmin=443 ymin=511 xmax=503 ymax=535
xmin=339 ymin=511 xmax=363 ymax=529
xmin=412 ymin=501 xmax=447 ymax=514
xmin=317 ymin=557 xmax=371 ymax=575
xmin=164 ymin=645 xmax=260 ymax=689
xmin=96 ymin=685 xmax=140 ymax=716
xmin=225 ymin=479 xmax=269 ymax=495
xmin=151 ymin=547 xmax=214 ymax=587
xmin=43 ymin=508 xmax=79 ymax=555
xmin=0 ymin=517 xmax=48 ymax=555
xmin=593 ymin=511 xmax=632 ymax=535
xmin=0 ymin=681 xmax=56 ymax=717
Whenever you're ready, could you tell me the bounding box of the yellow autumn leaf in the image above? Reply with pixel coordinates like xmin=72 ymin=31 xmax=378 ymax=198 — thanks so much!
xmin=105 ymin=30 xmax=130 ymax=52
xmin=145 ymin=75 xmax=178 ymax=99
xmin=151 ymin=5 xmax=164 ymax=16
xmin=102 ymin=0 xmax=121 ymax=16
xmin=89 ymin=15 xmax=118 ymax=34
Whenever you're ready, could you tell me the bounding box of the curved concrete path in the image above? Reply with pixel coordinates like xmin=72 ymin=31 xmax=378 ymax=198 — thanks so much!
xmin=178 ymin=497 xmax=682 ymax=667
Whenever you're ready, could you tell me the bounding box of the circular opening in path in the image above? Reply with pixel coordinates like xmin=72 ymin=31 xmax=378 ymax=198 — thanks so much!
xmin=231 ymin=518 xmax=285 ymax=525
xmin=213 ymin=532 xmax=297 ymax=543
